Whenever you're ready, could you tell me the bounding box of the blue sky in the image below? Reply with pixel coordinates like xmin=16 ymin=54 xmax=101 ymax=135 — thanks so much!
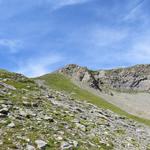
xmin=0 ymin=0 xmax=150 ymax=77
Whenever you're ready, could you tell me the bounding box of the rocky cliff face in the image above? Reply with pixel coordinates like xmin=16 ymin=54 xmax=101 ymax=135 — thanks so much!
xmin=58 ymin=64 xmax=150 ymax=92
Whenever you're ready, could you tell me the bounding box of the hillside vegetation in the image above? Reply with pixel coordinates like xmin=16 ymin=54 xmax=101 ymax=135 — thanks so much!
xmin=0 ymin=69 xmax=150 ymax=149
xmin=39 ymin=73 xmax=150 ymax=126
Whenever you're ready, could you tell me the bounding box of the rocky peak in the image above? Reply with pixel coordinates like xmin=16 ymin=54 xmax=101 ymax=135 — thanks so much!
xmin=58 ymin=64 xmax=89 ymax=81
xmin=58 ymin=64 xmax=150 ymax=92
xmin=58 ymin=64 xmax=87 ymax=73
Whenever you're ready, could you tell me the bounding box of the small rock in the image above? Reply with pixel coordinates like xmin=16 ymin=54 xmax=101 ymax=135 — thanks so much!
xmin=75 ymin=123 xmax=86 ymax=132
xmin=26 ymin=144 xmax=35 ymax=150
xmin=0 ymin=113 xmax=7 ymax=118
xmin=76 ymin=108 xmax=83 ymax=113
xmin=27 ymin=85 xmax=31 ymax=88
xmin=35 ymin=140 xmax=47 ymax=149
xmin=61 ymin=141 xmax=72 ymax=150
xmin=110 ymin=92 xmax=114 ymax=96
xmin=36 ymin=117 xmax=42 ymax=121
xmin=48 ymin=95 xmax=54 ymax=98
xmin=19 ymin=110 xmax=28 ymax=117
xmin=7 ymin=122 xmax=15 ymax=128
xmin=0 ymin=108 xmax=9 ymax=115
xmin=0 ymin=140 xmax=3 ymax=145
xmin=32 ymin=102 xmax=38 ymax=107
xmin=43 ymin=116 xmax=54 ymax=122
xmin=1 ymin=104 xmax=8 ymax=108
xmin=56 ymin=136 xmax=63 ymax=141
xmin=23 ymin=101 xmax=32 ymax=107
xmin=72 ymin=140 xmax=78 ymax=147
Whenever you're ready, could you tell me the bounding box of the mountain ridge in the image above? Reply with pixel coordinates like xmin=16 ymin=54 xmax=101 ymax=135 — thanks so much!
xmin=57 ymin=64 xmax=150 ymax=92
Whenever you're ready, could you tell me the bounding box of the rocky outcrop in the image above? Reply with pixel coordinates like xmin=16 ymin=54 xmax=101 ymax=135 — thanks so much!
xmin=58 ymin=64 xmax=102 ymax=91
xmin=58 ymin=64 xmax=150 ymax=92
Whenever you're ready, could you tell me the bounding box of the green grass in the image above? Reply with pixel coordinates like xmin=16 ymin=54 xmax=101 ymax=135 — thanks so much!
xmin=0 ymin=69 xmax=9 ymax=73
xmin=37 ymin=73 xmax=150 ymax=126
xmin=0 ymin=69 xmax=38 ymax=90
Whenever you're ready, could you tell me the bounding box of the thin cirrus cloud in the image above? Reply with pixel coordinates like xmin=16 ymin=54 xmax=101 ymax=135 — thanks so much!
xmin=44 ymin=0 xmax=91 ymax=10
xmin=96 ymin=32 xmax=150 ymax=66
xmin=126 ymin=35 xmax=150 ymax=63
xmin=69 ymin=26 xmax=129 ymax=58
xmin=122 ymin=0 xmax=146 ymax=21
xmin=0 ymin=39 xmax=23 ymax=53
xmin=89 ymin=28 xmax=128 ymax=47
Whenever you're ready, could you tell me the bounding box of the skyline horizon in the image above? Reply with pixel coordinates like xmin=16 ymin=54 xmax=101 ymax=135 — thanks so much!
xmin=1 ymin=62 xmax=150 ymax=77
xmin=0 ymin=0 xmax=150 ymax=77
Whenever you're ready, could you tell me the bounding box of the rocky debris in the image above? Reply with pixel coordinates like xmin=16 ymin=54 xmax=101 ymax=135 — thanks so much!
xmin=0 ymin=82 xmax=16 ymax=90
xmin=22 ymin=101 xmax=38 ymax=108
xmin=0 ymin=68 xmax=150 ymax=150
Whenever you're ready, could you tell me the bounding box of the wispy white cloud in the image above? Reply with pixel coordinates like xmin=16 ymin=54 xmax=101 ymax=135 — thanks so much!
xmin=43 ymin=0 xmax=91 ymax=10
xmin=16 ymin=54 xmax=64 ymax=77
xmin=0 ymin=39 xmax=23 ymax=53
xmin=90 ymin=28 xmax=128 ymax=47
xmin=123 ymin=0 xmax=146 ymax=21
xmin=73 ymin=25 xmax=150 ymax=67
xmin=0 ymin=0 xmax=91 ymax=11
xmin=125 ymin=34 xmax=150 ymax=63
xmin=97 ymin=32 xmax=150 ymax=65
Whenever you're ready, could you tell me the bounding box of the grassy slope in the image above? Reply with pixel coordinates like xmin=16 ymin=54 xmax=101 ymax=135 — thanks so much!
xmin=38 ymin=73 xmax=150 ymax=126
xmin=0 ymin=69 xmax=9 ymax=73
